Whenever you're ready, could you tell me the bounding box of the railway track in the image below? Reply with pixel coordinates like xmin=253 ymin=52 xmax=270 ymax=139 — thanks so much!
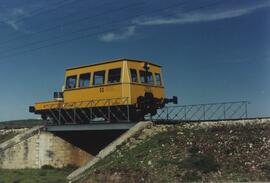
xmin=153 ymin=116 xmax=270 ymax=125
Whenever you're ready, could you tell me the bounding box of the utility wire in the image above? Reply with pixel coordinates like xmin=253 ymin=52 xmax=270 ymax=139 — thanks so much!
xmin=0 ymin=0 xmax=77 ymax=26
xmin=0 ymin=0 xmax=193 ymax=55
xmin=0 ymin=0 xmax=121 ymax=46
xmin=0 ymin=1 xmax=144 ymax=49
xmin=0 ymin=0 xmax=221 ymax=59
xmin=0 ymin=0 xmax=224 ymax=60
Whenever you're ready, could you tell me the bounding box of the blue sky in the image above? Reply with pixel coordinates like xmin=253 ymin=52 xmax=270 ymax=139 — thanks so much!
xmin=0 ymin=0 xmax=269 ymax=121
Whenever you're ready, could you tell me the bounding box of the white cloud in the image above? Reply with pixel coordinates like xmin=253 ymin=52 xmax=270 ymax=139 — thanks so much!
xmin=0 ymin=0 xmax=72 ymax=31
xmin=134 ymin=2 xmax=270 ymax=25
xmin=0 ymin=8 xmax=28 ymax=30
xmin=5 ymin=20 xmax=21 ymax=30
xmin=100 ymin=26 xmax=136 ymax=42
xmin=100 ymin=2 xmax=270 ymax=42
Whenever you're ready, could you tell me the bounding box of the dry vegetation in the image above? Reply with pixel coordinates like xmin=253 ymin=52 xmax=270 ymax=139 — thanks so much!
xmin=0 ymin=119 xmax=45 ymax=145
xmin=0 ymin=119 xmax=45 ymax=130
xmin=78 ymin=119 xmax=270 ymax=182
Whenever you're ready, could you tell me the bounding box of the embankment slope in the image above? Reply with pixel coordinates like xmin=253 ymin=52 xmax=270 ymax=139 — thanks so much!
xmin=76 ymin=118 xmax=270 ymax=182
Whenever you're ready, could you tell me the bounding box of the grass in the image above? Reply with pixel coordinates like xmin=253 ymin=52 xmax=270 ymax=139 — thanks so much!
xmin=0 ymin=167 xmax=75 ymax=183
xmin=0 ymin=119 xmax=75 ymax=183
xmin=78 ymin=121 xmax=270 ymax=183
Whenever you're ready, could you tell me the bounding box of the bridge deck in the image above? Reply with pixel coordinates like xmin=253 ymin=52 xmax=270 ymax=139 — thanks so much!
xmin=46 ymin=122 xmax=137 ymax=132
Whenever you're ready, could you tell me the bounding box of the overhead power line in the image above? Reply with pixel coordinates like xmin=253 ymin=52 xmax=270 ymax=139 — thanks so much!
xmin=0 ymin=0 xmax=121 ymax=46
xmin=0 ymin=0 xmax=194 ymax=56
xmin=0 ymin=0 xmax=224 ymax=60
xmin=0 ymin=0 xmax=77 ymax=26
xmin=0 ymin=1 xmax=144 ymax=50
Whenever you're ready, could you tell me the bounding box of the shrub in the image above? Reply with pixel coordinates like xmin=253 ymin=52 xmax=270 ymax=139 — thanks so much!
xmin=41 ymin=165 xmax=55 ymax=169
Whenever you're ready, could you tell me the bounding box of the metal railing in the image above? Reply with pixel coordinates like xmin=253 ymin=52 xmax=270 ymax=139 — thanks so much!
xmin=151 ymin=101 xmax=249 ymax=122
xmin=44 ymin=97 xmax=129 ymax=109
xmin=45 ymin=97 xmax=131 ymax=125
xmin=45 ymin=99 xmax=249 ymax=125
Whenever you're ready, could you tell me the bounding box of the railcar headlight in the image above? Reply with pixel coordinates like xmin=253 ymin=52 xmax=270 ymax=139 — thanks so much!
xmin=143 ymin=62 xmax=150 ymax=70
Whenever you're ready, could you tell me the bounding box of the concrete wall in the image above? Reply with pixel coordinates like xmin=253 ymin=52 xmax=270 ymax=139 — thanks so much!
xmin=67 ymin=121 xmax=153 ymax=182
xmin=0 ymin=126 xmax=92 ymax=169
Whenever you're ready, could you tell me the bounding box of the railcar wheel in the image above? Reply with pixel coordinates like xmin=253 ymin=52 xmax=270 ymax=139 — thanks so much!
xmin=129 ymin=111 xmax=145 ymax=122
xmin=41 ymin=114 xmax=48 ymax=121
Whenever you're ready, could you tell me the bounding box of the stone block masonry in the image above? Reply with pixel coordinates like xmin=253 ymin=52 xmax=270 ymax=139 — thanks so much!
xmin=0 ymin=126 xmax=92 ymax=169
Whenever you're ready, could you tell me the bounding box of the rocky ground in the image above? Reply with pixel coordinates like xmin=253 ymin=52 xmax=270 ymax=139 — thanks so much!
xmin=78 ymin=119 xmax=270 ymax=182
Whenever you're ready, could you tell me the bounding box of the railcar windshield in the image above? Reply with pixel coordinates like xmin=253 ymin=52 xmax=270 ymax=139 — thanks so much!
xmin=139 ymin=70 xmax=154 ymax=84
xmin=155 ymin=73 xmax=162 ymax=86
xmin=66 ymin=75 xmax=77 ymax=89
xmin=108 ymin=68 xmax=121 ymax=83
xmin=130 ymin=69 xmax=138 ymax=82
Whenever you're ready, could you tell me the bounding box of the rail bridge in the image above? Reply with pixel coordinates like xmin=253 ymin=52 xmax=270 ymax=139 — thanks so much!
xmin=44 ymin=100 xmax=250 ymax=158
xmin=46 ymin=122 xmax=137 ymax=132
xmin=0 ymin=101 xmax=250 ymax=170
xmin=45 ymin=100 xmax=249 ymax=131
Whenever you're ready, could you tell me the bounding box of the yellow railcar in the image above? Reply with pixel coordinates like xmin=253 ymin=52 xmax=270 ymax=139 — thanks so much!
xmin=30 ymin=58 xmax=177 ymax=123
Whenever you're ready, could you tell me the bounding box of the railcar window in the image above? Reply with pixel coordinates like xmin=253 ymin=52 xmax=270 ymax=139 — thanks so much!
xmin=140 ymin=71 xmax=146 ymax=83
xmin=66 ymin=75 xmax=77 ymax=89
xmin=155 ymin=73 xmax=162 ymax=86
xmin=108 ymin=68 xmax=121 ymax=83
xmin=93 ymin=70 xmax=105 ymax=85
xmin=147 ymin=72 xmax=154 ymax=84
xmin=130 ymin=69 xmax=138 ymax=82
xmin=79 ymin=73 xmax=91 ymax=87
xmin=139 ymin=70 xmax=154 ymax=84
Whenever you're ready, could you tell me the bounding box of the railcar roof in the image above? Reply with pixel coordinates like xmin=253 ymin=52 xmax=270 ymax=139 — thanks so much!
xmin=66 ymin=58 xmax=162 ymax=71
